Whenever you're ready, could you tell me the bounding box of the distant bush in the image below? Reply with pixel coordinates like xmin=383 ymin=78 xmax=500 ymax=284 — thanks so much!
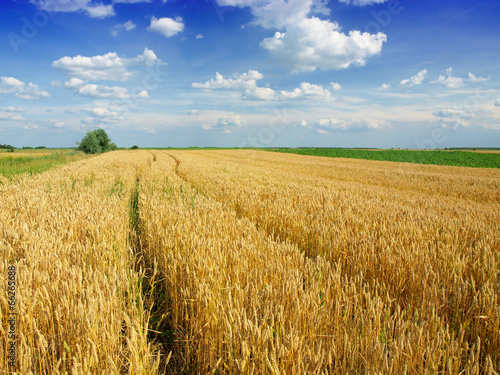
xmin=77 ymin=129 xmax=117 ymax=155
xmin=0 ymin=144 xmax=15 ymax=152
xmin=131 ymin=145 xmax=139 ymax=150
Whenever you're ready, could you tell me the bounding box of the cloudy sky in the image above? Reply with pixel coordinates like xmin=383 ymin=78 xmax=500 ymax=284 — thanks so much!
xmin=1 ymin=0 xmax=499 ymax=148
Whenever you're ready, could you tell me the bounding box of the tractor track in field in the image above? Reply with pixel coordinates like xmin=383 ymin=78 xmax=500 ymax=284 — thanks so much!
xmin=128 ymin=154 xmax=177 ymax=373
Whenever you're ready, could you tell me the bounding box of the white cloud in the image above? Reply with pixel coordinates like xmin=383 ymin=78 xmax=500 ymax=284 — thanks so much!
xmin=468 ymin=72 xmax=490 ymax=83
xmin=432 ymin=107 xmax=495 ymax=129
xmin=261 ymin=17 xmax=386 ymax=72
xmin=85 ymin=3 xmax=114 ymax=18
xmin=439 ymin=119 xmax=470 ymax=130
xmin=431 ymin=68 xmax=463 ymax=89
xmin=64 ymin=78 xmax=86 ymax=89
xmin=216 ymin=0 xmax=330 ymax=29
xmin=338 ymin=0 xmax=389 ymax=5
xmin=49 ymin=120 xmax=66 ymax=128
xmin=243 ymin=82 xmax=336 ymax=101
xmin=331 ymin=82 xmax=342 ymax=91
xmin=277 ymin=88 xmax=301 ymax=100
xmin=148 ymin=17 xmax=185 ymax=38
xmin=65 ymin=81 xmax=149 ymax=99
xmin=243 ymin=87 xmax=277 ymax=100
xmin=29 ymin=0 xmax=115 ymax=18
xmin=135 ymin=90 xmax=150 ymax=98
xmin=192 ymin=70 xmax=263 ymax=90
xmin=188 ymin=109 xmax=200 ymax=115
xmin=196 ymin=34 xmax=204 ymax=39
xmin=433 ymin=108 xmax=491 ymax=120
xmin=379 ymin=83 xmax=391 ymax=89
xmin=194 ymin=71 xmax=337 ymax=102
xmin=52 ymin=48 xmax=160 ymax=81
xmin=2 ymin=106 xmax=25 ymax=113
xmin=217 ymin=1 xmax=384 ymax=72
xmin=0 ymin=76 xmax=50 ymax=100
xmin=317 ymin=118 xmax=390 ymax=131
xmin=132 ymin=48 xmax=160 ymax=66
xmin=77 ymin=84 xmax=130 ymax=99
xmin=83 ymin=107 xmax=123 ymax=124
xmin=278 ymin=82 xmax=334 ymax=101
xmin=202 ymin=115 xmax=247 ymax=132
xmin=495 ymin=98 xmax=500 ymax=107
xmin=400 ymin=69 xmax=427 ymax=87
xmin=0 ymin=111 xmax=25 ymax=121
xmin=111 ymin=20 xmax=136 ymax=36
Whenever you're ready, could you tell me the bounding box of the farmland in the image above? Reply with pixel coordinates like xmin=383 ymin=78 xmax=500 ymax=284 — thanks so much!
xmin=0 ymin=149 xmax=89 ymax=180
xmin=267 ymin=148 xmax=500 ymax=168
xmin=1 ymin=149 xmax=499 ymax=374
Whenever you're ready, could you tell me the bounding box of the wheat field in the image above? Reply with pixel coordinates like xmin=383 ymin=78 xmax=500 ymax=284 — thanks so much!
xmin=1 ymin=149 xmax=499 ymax=374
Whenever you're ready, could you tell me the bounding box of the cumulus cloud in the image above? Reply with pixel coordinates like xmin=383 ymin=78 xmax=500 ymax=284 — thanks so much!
xmin=111 ymin=20 xmax=136 ymax=36
xmin=85 ymin=3 xmax=114 ymax=18
xmin=331 ymin=82 xmax=342 ymax=91
xmin=431 ymin=68 xmax=463 ymax=89
xmin=52 ymin=48 xmax=160 ymax=81
xmin=64 ymin=79 xmax=149 ymax=99
xmin=495 ymin=98 xmax=500 ymax=107
xmin=317 ymin=118 xmax=390 ymax=131
xmin=245 ymin=82 xmax=335 ymax=101
xmin=194 ymin=71 xmax=338 ymax=102
xmin=278 ymin=82 xmax=334 ymax=101
xmin=202 ymin=115 xmax=247 ymax=132
xmin=82 ymin=107 xmax=123 ymax=124
xmin=187 ymin=109 xmax=200 ymax=115
xmin=0 ymin=76 xmax=50 ymax=100
xmin=433 ymin=107 xmax=494 ymax=129
xmin=217 ymin=0 xmax=385 ymax=72
xmin=243 ymin=87 xmax=277 ymax=100
xmin=148 ymin=17 xmax=185 ymax=37
xmin=64 ymin=78 xmax=86 ymax=89
xmin=192 ymin=70 xmax=263 ymax=90
xmin=49 ymin=119 xmax=66 ymax=128
xmin=216 ymin=0 xmax=330 ymax=29
xmin=400 ymin=69 xmax=427 ymax=87
xmin=261 ymin=17 xmax=386 ymax=72
xmin=29 ymin=0 xmax=115 ymax=18
xmin=468 ymin=72 xmax=490 ymax=83
xmin=78 ymin=84 xmax=130 ymax=99
xmin=379 ymin=83 xmax=391 ymax=89
xmin=196 ymin=34 xmax=204 ymax=39
xmin=0 ymin=111 xmax=25 ymax=121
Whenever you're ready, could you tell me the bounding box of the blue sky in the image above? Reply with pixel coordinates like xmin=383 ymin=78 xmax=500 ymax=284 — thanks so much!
xmin=1 ymin=0 xmax=499 ymax=148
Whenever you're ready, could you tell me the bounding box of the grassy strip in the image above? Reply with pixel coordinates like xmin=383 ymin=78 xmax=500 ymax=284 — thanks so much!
xmin=266 ymin=148 xmax=500 ymax=168
xmin=0 ymin=151 xmax=89 ymax=179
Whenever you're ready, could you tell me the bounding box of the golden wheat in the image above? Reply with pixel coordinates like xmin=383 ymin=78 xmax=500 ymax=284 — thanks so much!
xmin=1 ymin=149 xmax=499 ymax=374
xmin=150 ymin=149 xmax=499 ymax=374
xmin=0 ymin=151 xmax=161 ymax=373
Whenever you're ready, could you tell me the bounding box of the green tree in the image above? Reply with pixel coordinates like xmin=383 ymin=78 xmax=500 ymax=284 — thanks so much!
xmin=77 ymin=129 xmax=117 ymax=154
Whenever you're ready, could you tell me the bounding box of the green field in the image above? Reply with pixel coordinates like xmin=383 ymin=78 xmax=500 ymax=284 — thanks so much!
xmin=0 ymin=149 xmax=90 ymax=180
xmin=267 ymin=148 xmax=500 ymax=168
